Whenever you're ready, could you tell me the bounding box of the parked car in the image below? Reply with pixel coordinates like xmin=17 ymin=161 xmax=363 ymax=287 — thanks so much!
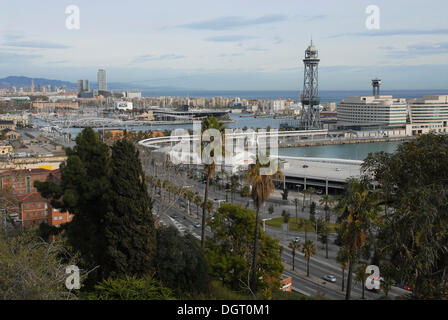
xmin=294 ymin=236 xmax=301 ymax=242
xmin=303 ymin=164 xmax=309 ymax=168
xmin=323 ymin=275 xmax=337 ymax=283
xmin=193 ymin=222 xmax=201 ymax=228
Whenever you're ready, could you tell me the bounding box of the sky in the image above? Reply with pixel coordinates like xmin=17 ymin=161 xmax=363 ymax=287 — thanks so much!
xmin=0 ymin=0 xmax=447 ymax=90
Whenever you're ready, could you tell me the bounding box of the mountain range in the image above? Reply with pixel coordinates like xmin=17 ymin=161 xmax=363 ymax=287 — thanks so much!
xmin=0 ymin=76 xmax=183 ymax=91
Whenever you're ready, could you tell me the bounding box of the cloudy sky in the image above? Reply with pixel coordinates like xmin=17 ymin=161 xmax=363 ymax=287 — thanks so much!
xmin=0 ymin=0 xmax=447 ymax=90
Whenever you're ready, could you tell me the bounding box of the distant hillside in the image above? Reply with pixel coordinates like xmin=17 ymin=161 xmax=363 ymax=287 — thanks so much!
xmin=0 ymin=76 xmax=77 ymax=89
xmin=0 ymin=75 xmax=185 ymax=92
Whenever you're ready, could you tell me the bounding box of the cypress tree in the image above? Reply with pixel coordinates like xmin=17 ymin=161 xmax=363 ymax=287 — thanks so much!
xmin=35 ymin=127 xmax=112 ymax=279
xmin=103 ymin=139 xmax=156 ymax=278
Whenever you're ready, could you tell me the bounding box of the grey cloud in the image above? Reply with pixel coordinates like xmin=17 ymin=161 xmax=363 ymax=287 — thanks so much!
xmin=330 ymin=28 xmax=448 ymax=38
xmin=177 ymin=14 xmax=287 ymax=30
xmin=246 ymin=46 xmax=268 ymax=52
xmin=380 ymin=42 xmax=448 ymax=59
xmin=0 ymin=52 xmax=41 ymax=64
xmin=133 ymin=54 xmax=185 ymax=63
xmin=204 ymin=35 xmax=258 ymax=42
xmin=218 ymin=53 xmax=245 ymax=57
xmin=3 ymin=40 xmax=70 ymax=49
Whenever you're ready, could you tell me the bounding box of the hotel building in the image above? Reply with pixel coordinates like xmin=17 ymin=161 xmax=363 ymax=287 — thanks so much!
xmin=337 ymin=95 xmax=408 ymax=128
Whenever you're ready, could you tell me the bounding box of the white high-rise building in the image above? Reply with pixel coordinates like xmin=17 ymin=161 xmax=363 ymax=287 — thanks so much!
xmin=337 ymin=95 xmax=408 ymax=127
xmin=97 ymin=69 xmax=107 ymax=91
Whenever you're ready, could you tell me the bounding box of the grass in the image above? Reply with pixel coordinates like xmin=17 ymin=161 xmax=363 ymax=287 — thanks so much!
xmin=265 ymin=217 xmax=339 ymax=233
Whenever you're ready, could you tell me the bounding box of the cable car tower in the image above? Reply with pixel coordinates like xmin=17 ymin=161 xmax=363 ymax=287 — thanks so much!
xmin=300 ymin=40 xmax=321 ymax=129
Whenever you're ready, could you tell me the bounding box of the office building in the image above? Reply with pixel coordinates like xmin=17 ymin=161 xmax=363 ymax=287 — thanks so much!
xmin=78 ymin=80 xmax=89 ymax=93
xmin=407 ymin=95 xmax=448 ymax=134
xmin=97 ymin=69 xmax=107 ymax=91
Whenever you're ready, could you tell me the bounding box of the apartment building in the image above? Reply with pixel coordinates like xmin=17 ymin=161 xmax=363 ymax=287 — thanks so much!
xmin=0 ymin=168 xmax=72 ymax=228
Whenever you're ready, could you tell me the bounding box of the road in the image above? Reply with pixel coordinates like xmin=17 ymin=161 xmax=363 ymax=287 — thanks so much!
xmin=143 ymin=156 xmax=411 ymax=300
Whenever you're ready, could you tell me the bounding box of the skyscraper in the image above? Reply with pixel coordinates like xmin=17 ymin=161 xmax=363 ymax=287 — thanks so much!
xmin=78 ymin=79 xmax=89 ymax=92
xmin=97 ymin=69 xmax=107 ymax=91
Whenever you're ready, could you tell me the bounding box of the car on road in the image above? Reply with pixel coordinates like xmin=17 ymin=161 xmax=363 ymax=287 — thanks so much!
xmin=323 ymin=274 xmax=337 ymax=283
xmin=302 ymin=164 xmax=309 ymax=168
xmin=335 ymin=168 xmax=341 ymax=171
xmin=172 ymin=213 xmax=177 ymax=219
xmin=193 ymin=222 xmax=201 ymax=228
xmin=294 ymin=236 xmax=301 ymax=242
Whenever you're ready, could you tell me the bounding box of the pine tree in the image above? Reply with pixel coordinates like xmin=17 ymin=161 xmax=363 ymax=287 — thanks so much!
xmin=103 ymin=139 xmax=157 ymax=278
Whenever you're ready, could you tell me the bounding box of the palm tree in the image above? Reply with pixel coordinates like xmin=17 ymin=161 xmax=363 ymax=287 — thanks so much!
xmin=336 ymin=247 xmax=348 ymax=292
xmin=319 ymin=195 xmax=334 ymax=223
xmin=200 ymin=117 xmax=225 ymax=248
xmin=337 ymin=178 xmax=381 ymax=300
xmin=281 ymin=210 xmax=290 ymax=224
xmin=194 ymin=194 xmax=202 ymax=218
xmin=288 ymin=240 xmax=301 ymax=271
xmin=247 ymin=155 xmax=283 ymax=294
xmin=307 ymin=187 xmax=316 ymax=206
xmin=185 ymin=190 xmax=195 ymax=216
xmin=293 ymin=198 xmax=300 ymax=224
xmin=302 ymin=239 xmax=316 ymax=277
xmin=355 ymin=263 xmax=368 ymax=299
xmin=230 ymin=174 xmax=240 ymax=203
xmin=301 ymin=189 xmax=307 ymax=212
xmin=317 ymin=218 xmax=330 ymax=259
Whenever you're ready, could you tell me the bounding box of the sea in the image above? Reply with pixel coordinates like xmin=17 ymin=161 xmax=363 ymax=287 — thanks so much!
xmin=140 ymin=89 xmax=447 ymax=102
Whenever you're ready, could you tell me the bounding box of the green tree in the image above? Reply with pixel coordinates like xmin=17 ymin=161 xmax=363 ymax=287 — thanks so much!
xmin=281 ymin=189 xmax=288 ymax=200
xmin=230 ymin=174 xmax=240 ymax=203
xmin=317 ymin=218 xmax=330 ymax=259
xmin=363 ymin=134 xmax=448 ymax=299
xmin=336 ymin=247 xmax=348 ymax=292
xmin=103 ymin=139 xmax=157 ymax=278
xmin=86 ymin=276 xmax=174 ymax=300
xmin=155 ymin=226 xmax=210 ymax=297
xmin=293 ymin=198 xmax=300 ymax=223
xmin=336 ymin=178 xmax=380 ymax=300
xmin=309 ymin=201 xmax=316 ymax=223
xmin=355 ymin=263 xmax=368 ymax=299
xmin=302 ymin=240 xmax=316 ymax=277
xmin=0 ymin=229 xmax=81 ymax=300
xmin=200 ymin=117 xmax=225 ymax=249
xmin=247 ymin=156 xmax=283 ymax=295
xmin=194 ymin=194 xmax=202 ymax=218
xmin=35 ymin=127 xmax=112 ymax=280
xmin=319 ymin=195 xmax=334 ymax=223
xmin=205 ymin=203 xmax=283 ymax=297
xmin=240 ymin=185 xmax=251 ymax=197
xmin=185 ymin=190 xmax=195 ymax=216
xmin=288 ymin=240 xmax=300 ymax=271
xmin=281 ymin=210 xmax=290 ymax=224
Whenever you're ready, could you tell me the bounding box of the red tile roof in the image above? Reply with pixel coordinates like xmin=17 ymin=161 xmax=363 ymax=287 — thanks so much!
xmin=0 ymin=168 xmax=52 ymax=177
xmin=19 ymin=192 xmax=47 ymax=202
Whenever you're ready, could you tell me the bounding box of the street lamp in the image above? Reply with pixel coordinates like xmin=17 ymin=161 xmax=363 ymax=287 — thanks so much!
xmin=262 ymin=217 xmax=274 ymax=231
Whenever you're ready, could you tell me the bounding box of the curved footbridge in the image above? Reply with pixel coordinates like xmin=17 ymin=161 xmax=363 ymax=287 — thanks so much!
xmin=138 ymin=129 xmax=362 ymax=194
